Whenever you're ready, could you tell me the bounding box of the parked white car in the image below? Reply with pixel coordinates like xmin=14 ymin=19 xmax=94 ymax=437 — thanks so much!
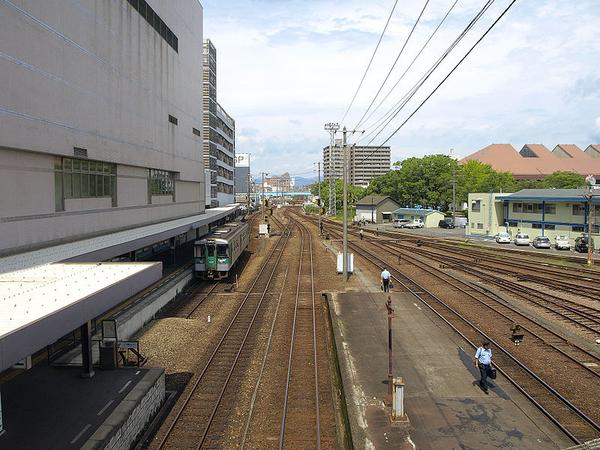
xmin=555 ymin=235 xmax=571 ymax=250
xmin=393 ymin=219 xmax=410 ymax=228
xmin=495 ymin=232 xmax=511 ymax=243
xmin=514 ymin=233 xmax=530 ymax=246
xmin=404 ymin=219 xmax=424 ymax=229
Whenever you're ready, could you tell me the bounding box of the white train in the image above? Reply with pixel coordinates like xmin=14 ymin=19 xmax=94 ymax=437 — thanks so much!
xmin=193 ymin=221 xmax=250 ymax=279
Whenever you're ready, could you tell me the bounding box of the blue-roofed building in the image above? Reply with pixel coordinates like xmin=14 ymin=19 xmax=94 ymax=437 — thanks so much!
xmin=467 ymin=189 xmax=600 ymax=246
xmin=391 ymin=208 xmax=446 ymax=228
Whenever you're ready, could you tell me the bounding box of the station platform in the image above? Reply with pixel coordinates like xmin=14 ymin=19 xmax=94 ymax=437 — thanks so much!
xmin=328 ymin=291 xmax=574 ymax=449
xmin=0 ymin=364 xmax=164 ymax=449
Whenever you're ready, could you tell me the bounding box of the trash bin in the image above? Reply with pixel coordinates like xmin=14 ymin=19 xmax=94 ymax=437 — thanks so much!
xmin=99 ymin=340 xmax=117 ymax=370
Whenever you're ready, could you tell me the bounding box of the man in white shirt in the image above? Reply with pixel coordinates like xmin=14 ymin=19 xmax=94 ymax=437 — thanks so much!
xmin=381 ymin=268 xmax=391 ymax=292
xmin=474 ymin=341 xmax=493 ymax=394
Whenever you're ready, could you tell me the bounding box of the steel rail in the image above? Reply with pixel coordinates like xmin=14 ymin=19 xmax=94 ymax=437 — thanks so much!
xmin=364 ymin=237 xmax=600 ymax=378
xmin=323 ymin=225 xmax=600 ymax=444
xmin=279 ymin=213 xmax=321 ymax=449
xmin=156 ymin=223 xmax=292 ymax=449
xmin=379 ymin=241 xmax=600 ymax=333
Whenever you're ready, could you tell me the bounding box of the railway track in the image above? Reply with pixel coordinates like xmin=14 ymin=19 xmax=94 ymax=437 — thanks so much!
xmin=313 ymin=216 xmax=600 ymax=444
xmin=155 ymin=222 xmax=292 ymax=449
xmin=319 ymin=218 xmax=600 ymax=335
xmin=279 ymin=214 xmax=322 ymax=449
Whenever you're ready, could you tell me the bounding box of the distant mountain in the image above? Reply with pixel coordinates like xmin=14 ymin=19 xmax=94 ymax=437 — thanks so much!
xmin=293 ymin=176 xmax=318 ymax=188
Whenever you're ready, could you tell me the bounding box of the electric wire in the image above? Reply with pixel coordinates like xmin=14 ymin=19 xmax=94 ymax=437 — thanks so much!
xmin=339 ymin=0 xmax=400 ymax=125
xmin=358 ymin=0 xmax=494 ymax=146
xmin=353 ymin=0 xmax=431 ymax=130
xmin=353 ymin=0 xmax=518 ymax=165
xmin=358 ymin=0 xmax=460 ymax=134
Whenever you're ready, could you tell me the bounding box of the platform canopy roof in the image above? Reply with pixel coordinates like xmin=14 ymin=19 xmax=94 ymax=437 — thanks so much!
xmin=0 ymin=204 xmax=241 ymax=275
xmin=0 ymin=262 xmax=161 ymax=372
xmin=496 ymin=189 xmax=600 ymax=202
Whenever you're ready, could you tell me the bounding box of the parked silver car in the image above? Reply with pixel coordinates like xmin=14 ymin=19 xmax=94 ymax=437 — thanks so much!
xmin=514 ymin=233 xmax=530 ymax=246
xmin=555 ymin=235 xmax=571 ymax=250
xmin=532 ymin=236 xmax=551 ymax=249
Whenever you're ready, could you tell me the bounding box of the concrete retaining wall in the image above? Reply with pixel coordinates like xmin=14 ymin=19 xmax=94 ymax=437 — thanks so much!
xmin=116 ymin=269 xmax=194 ymax=340
xmin=82 ymin=368 xmax=165 ymax=450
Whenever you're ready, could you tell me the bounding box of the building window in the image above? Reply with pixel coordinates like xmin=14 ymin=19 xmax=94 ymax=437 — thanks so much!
xmin=572 ymin=204 xmax=585 ymax=216
xmin=149 ymin=169 xmax=174 ymax=196
xmin=471 ymin=222 xmax=475 ymax=228
xmin=532 ymin=223 xmax=542 ymax=229
xmin=168 ymin=115 xmax=178 ymax=125
xmin=54 ymin=158 xmax=116 ymax=210
xmin=471 ymin=200 xmax=481 ymax=212
xmin=544 ymin=203 xmax=556 ymax=214
xmin=477 ymin=223 xmax=483 ymax=229
xmin=572 ymin=225 xmax=585 ymax=232
xmin=508 ymin=221 xmax=518 ymax=227
xmin=127 ymin=0 xmax=178 ymax=53
xmin=193 ymin=127 xmax=201 ymax=137
xmin=512 ymin=203 xmax=523 ymax=213
xmin=545 ymin=224 xmax=556 ymax=230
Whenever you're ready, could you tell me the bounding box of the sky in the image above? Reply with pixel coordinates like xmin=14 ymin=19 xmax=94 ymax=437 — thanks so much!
xmin=201 ymin=0 xmax=600 ymax=179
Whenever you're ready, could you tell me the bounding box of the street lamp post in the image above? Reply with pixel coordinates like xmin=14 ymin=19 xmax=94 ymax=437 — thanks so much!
xmin=261 ymin=172 xmax=269 ymax=222
xmin=324 ymin=123 xmax=340 ymax=216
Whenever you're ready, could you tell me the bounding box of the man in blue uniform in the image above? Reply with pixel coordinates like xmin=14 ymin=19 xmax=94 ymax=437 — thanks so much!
xmin=380 ymin=268 xmax=391 ymax=292
xmin=474 ymin=341 xmax=493 ymax=393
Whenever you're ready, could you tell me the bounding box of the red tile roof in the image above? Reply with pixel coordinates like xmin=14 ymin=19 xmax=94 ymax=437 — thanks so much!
xmin=460 ymin=144 xmax=600 ymax=179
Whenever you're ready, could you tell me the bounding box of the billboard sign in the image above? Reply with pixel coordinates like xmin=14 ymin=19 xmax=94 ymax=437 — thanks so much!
xmin=236 ymin=153 xmax=250 ymax=167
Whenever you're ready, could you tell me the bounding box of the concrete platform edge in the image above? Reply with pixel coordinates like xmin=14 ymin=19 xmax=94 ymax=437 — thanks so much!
xmin=323 ymin=292 xmax=354 ymax=450
xmin=81 ymin=368 xmax=165 ymax=450
xmin=326 ymin=292 xmax=367 ymax=449
xmin=115 ymin=269 xmax=194 ymax=340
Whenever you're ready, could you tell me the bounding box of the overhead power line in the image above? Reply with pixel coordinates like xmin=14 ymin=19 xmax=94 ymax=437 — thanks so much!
xmin=353 ymin=0 xmax=431 ymax=130
xmin=359 ymin=0 xmax=494 ymax=146
xmin=354 ymin=0 xmax=519 ymax=165
xmin=358 ymin=0 xmax=460 ymax=133
xmin=339 ymin=0 xmax=400 ymax=125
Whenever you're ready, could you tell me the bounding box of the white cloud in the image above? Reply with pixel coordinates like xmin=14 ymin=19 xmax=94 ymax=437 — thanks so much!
xmin=202 ymin=0 xmax=600 ymax=173
xmin=595 ymin=117 xmax=600 ymax=130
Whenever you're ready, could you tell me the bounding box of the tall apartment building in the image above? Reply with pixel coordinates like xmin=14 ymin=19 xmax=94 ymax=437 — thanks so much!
xmin=323 ymin=143 xmax=391 ymax=188
xmin=0 ymin=0 xmax=206 ymax=255
xmin=202 ymin=40 xmax=235 ymax=207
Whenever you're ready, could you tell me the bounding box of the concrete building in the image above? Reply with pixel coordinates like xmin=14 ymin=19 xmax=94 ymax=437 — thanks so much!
xmin=467 ymin=189 xmax=600 ymax=247
xmin=0 ymin=0 xmax=206 ymax=255
xmin=264 ymin=173 xmax=295 ymax=193
xmin=392 ymin=208 xmax=446 ymax=228
xmin=202 ymin=40 xmax=235 ymax=207
xmin=234 ymin=153 xmax=251 ymax=203
xmin=461 ymin=144 xmax=600 ymax=180
xmin=323 ymin=143 xmax=391 ymax=188
xmin=355 ymin=195 xmax=400 ymax=223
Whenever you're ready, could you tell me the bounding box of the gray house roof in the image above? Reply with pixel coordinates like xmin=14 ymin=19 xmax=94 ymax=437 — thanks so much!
xmin=356 ymin=195 xmax=398 ymax=207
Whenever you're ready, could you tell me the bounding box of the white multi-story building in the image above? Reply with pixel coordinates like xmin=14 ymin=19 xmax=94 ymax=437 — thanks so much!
xmin=203 ymin=40 xmax=235 ymax=207
xmin=0 ymin=0 xmax=206 ymax=255
xmin=323 ymin=143 xmax=391 ymax=188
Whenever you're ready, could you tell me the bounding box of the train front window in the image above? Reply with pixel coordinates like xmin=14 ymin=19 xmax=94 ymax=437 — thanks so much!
xmin=217 ymin=244 xmax=229 ymax=258
xmin=197 ymin=244 xmax=207 ymax=260
xmin=207 ymin=244 xmax=216 ymax=258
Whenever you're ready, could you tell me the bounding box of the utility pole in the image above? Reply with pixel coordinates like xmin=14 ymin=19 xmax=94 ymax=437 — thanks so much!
xmin=324 ymin=123 xmax=340 ymax=216
xmin=342 ymin=126 xmax=348 ymax=285
xmin=585 ymin=175 xmax=597 ymax=267
xmin=386 ymin=296 xmax=394 ymax=403
xmin=317 ymin=162 xmax=322 ymax=235
xmin=247 ymin=172 xmax=251 ymax=211
xmin=452 ymin=167 xmax=457 ymax=224
xmin=261 ymin=172 xmax=268 ymax=222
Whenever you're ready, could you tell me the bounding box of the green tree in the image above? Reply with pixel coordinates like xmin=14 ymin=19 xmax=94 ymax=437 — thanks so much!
xmin=539 ymin=171 xmax=586 ymax=189
xmin=310 ymin=179 xmax=365 ymax=212
xmin=457 ymin=160 xmax=518 ymax=204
